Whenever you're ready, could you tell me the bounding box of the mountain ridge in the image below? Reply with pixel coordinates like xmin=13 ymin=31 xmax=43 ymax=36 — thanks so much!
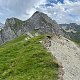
xmin=0 ymin=11 xmax=80 ymax=80
xmin=0 ymin=11 xmax=63 ymax=45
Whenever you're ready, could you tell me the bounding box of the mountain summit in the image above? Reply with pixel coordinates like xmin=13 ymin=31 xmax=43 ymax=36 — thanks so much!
xmin=0 ymin=11 xmax=63 ymax=45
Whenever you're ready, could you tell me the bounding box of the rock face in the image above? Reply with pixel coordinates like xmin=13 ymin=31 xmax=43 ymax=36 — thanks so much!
xmin=0 ymin=22 xmax=4 ymax=29
xmin=0 ymin=11 xmax=63 ymax=45
xmin=22 ymin=11 xmax=62 ymax=35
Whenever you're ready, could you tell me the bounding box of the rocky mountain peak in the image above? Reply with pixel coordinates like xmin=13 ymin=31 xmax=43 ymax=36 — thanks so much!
xmin=4 ymin=17 xmax=23 ymax=34
xmin=30 ymin=11 xmax=48 ymax=21
xmin=26 ymin=11 xmax=62 ymax=35
xmin=32 ymin=11 xmax=43 ymax=15
xmin=0 ymin=23 xmax=4 ymax=28
xmin=5 ymin=17 xmax=22 ymax=27
xmin=0 ymin=11 xmax=64 ymax=45
xmin=30 ymin=11 xmax=57 ymax=24
xmin=5 ymin=18 xmax=15 ymax=26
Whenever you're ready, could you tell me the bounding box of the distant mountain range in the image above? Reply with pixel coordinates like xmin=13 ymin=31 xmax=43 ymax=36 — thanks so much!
xmin=59 ymin=23 xmax=80 ymax=43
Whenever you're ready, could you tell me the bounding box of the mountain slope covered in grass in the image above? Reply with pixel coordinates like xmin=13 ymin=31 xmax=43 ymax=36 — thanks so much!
xmin=0 ymin=34 xmax=59 ymax=80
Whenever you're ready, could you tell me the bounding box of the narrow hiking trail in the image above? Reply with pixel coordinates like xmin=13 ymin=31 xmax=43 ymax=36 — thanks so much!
xmin=49 ymin=36 xmax=80 ymax=80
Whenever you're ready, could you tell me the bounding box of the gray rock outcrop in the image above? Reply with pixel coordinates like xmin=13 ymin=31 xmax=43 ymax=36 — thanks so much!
xmin=0 ymin=11 xmax=63 ymax=45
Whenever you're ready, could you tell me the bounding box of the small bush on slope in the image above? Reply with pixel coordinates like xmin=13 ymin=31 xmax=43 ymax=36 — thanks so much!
xmin=0 ymin=35 xmax=59 ymax=80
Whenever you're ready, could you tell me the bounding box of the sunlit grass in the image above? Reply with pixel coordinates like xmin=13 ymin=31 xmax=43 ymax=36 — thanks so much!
xmin=0 ymin=35 xmax=59 ymax=80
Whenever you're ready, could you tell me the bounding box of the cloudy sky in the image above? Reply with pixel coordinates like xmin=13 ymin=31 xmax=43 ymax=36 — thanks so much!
xmin=0 ymin=0 xmax=80 ymax=24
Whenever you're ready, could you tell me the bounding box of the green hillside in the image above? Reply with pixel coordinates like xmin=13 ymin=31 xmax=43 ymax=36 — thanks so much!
xmin=0 ymin=35 xmax=59 ymax=80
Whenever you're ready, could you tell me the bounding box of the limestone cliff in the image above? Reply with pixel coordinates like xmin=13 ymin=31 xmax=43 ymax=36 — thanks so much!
xmin=0 ymin=11 xmax=63 ymax=45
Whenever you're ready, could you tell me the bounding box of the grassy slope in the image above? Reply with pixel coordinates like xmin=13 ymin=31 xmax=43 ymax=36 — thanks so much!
xmin=0 ymin=35 xmax=59 ymax=80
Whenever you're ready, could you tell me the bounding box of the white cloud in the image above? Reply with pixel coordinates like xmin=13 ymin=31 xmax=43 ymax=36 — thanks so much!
xmin=0 ymin=0 xmax=46 ymax=23
xmin=36 ymin=0 xmax=80 ymax=24
xmin=0 ymin=0 xmax=80 ymax=24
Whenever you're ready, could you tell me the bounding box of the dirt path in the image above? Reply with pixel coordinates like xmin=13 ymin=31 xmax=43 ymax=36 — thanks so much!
xmin=49 ymin=36 xmax=80 ymax=80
